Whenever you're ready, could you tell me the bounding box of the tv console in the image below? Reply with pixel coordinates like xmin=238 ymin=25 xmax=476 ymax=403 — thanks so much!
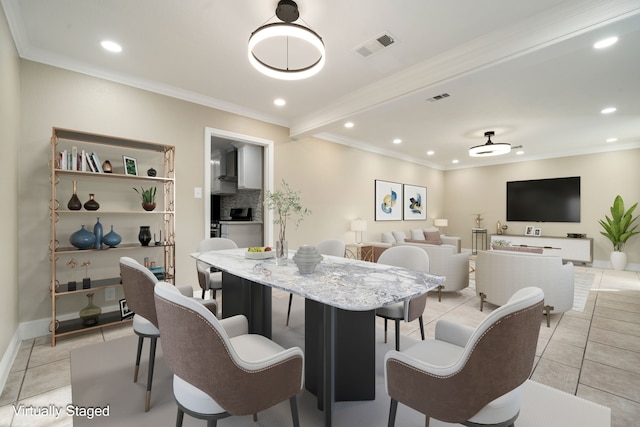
xmin=490 ymin=234 xmax=593 ymax=264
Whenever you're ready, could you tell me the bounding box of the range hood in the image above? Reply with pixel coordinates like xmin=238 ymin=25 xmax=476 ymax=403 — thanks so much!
xmin=217 ymin=150 xmax=237 ymax=182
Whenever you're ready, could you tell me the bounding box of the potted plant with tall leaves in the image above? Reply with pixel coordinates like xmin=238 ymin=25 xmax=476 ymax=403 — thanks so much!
xmin=599 ymin=195 xmax=639 ymax=270
xmin=134 ymin=186 xmax=157 ymax=211
xmin=264 ymin=180 xmax=310 ymax=265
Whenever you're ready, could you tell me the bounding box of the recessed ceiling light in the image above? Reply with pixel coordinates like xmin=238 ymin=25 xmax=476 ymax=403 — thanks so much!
xmin=344 ymin=122 xmax=354 ymax=128
xmin=393 ymin=138 xmax=402 ymax=144
xmin=606 ymin=137 xmax=618 ymax=143
xmin=274 ymin=98 xmax=286 ymax=106
xmin=426 ymin=150 xmax=434 ymax=156
xmin=594 ymin=36 xmax=618 ymax=49
xmin=516 ymin=150 xmax=524 ymax=155
xmin=601 ymin=107 xmax=617 ymax=114
xmin=452 ymin=159 xmax=459 ymax=164
xmin=100 ymin=40 xmax=122 ymax=53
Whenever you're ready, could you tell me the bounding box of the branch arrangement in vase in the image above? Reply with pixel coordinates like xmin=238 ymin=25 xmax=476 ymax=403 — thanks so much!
xmin=264 ymin=180 xmax=311 ymax=244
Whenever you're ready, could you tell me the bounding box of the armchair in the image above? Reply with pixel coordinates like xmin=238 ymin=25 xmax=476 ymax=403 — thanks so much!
xmin=385 ymin=287 xmax=544 ymax=427
xmin=154 ymin=281 xmax=304 ymax=427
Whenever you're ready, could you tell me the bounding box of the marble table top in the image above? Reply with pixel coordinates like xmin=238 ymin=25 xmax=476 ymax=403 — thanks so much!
xmin=192 ymin=248 xmax=445 ymax=311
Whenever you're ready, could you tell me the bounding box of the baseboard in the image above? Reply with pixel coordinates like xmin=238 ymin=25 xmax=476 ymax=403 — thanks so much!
xmin=0 ymin=329 xmax=20 ymax=396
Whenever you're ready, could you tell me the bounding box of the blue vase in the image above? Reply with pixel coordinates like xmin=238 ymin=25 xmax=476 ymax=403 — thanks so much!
xmin=70 ymin=225 xmax=96 ymax=250
xmin=93 ymin=218 xmax=103 ymax=250
xmin=102 ymin=225 xmax=122 ymax=248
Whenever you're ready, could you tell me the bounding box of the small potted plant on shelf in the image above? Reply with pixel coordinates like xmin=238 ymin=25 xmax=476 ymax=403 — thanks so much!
xmin=599 ymin=194 xmax=639 ymax=270
xmin=134 ymin=186 xmax=157 ymax=211
xmin=263 ymin=180 xmax=311 ymax=265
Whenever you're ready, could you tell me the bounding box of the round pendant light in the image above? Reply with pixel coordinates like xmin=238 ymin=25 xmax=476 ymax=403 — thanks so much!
xmin=469 ymin=131 xmax=511 ymax=157
xmin=248 ymin=0 xmax=325 ymax=80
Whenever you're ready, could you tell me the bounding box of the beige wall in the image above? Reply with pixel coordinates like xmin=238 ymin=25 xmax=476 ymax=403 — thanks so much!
xmin=444 ymin=151 xmax=640 ymax=264
xmin=0 ymin=6 xmax=20 ymax=364
xmin=18 ymin=61 xmax=444 ymax=328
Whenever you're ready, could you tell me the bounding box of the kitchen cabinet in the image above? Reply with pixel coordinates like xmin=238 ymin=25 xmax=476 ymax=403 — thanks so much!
xmin=210 ymin=150 xmax=237 ymax=195
xmin=236 ymin=144 xmax=262 ymax=190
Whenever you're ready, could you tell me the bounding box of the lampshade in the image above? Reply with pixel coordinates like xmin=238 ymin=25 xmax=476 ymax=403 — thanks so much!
xmin=248 ymin=0 xmax=325 ymax=81
xmin=469 ymin=131 xmax=511 ymax=157
xmin=350 ymin=219 xmax=368 ymax=232
xmin=434 ymin=219 xmax=448 ymax=227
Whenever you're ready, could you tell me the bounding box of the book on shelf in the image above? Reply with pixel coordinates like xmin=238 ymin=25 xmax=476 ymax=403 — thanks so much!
xmin=91 ymin=152 xmax=104 ymax=173
xmin=71 ymin=146 xmax=78 ymax=171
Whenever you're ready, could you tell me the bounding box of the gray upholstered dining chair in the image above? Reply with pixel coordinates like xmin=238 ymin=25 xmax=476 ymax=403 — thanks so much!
xmin=119 ymin=257 xmax=216 ymax=412
xmin=375 ymin=245 xmax=429 ymax=351
xmin=154 ymin=281 xmax=304 ymax=427
xmin=385 ymin=287 xmax=544 ymax=427
xmin=286 ymin=238 xmax=346 ymax=326
xmin=196 ymin=237 xmax=238 ymax=300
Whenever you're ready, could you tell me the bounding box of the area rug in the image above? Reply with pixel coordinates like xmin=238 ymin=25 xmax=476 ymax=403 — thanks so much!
xmin=70 ymin=295 xmax=610 ymax=427
xmin=572 ymin=272 xmax=596 ymax=312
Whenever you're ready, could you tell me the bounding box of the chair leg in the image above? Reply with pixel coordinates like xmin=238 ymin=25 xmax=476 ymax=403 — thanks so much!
xmin=419 ymin=315 xmax=425 ymax=341
xmin=253 ymin=413 xmax=258 ymax=421
xmin=212 ymin=289 xmax=217 ymax=300
xmin=201 ymin=288 xmax=206 ymax=299
xmin=176 ymin=407 xmax=184 ymax=427
xmin=286 ymin=293 xmax=293 ymax=326
xmin=395 ymin=320 xmax=400 ymax=351
xmin=134 ymin=335 xmax=144 ymax=382
xmin=479 ymin=292 xmax=486 ymax=312
xmin=384 ymin=318 xmax=388 ymax=343
xmin=437 ymin=285 xmax=443 ymax=302
xmin=145 ymin=336 xmax=158 ymax=412
xmin=207 ymin=420 xmax=217 ymax=427
xmin=388 ymin=398 xmax=398 ymax=427
xmin=290 ymin=396 xmax=300 ymax=427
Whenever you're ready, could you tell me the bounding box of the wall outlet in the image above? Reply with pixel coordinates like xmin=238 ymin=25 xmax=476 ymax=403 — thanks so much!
xmin=194 ymin=187 xmax=202 ymax=198
xmin=104 ymin=287 xmax=116 ymax=301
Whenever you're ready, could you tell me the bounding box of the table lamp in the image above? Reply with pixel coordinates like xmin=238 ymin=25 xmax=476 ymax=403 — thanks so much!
xmin=434 ymin=218 xmax=448 ymax=231
xmin=350 ymin=219 xmax=368 ymax=244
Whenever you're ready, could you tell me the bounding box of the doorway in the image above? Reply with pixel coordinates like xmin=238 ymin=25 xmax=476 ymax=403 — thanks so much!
xmin=203 ymin=127 xmax=274 ymax=245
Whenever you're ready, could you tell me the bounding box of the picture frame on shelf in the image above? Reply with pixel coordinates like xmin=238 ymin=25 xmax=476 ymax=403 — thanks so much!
xmin=524 ymin=225 xmax=535 ymax=236
xmin=375 ymin=179 xmax=402 ymax=221
xmin=534 ymin=227 xmax=542 ymax=236
xmin=123 ymin=155 xmax=138 ymax=176
xmin=119 ymin=298 xmax=133 ymax=320
xmin=402 ymin=184 xmax=427 ymax=221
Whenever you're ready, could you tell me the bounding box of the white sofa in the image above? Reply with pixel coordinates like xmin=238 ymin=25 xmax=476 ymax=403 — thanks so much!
xmin=395 ymin=242 xmax=470 ymax=300
xmin=369 ymin=228 xmax=462 ymax=261
xmin=475 ymin=250 xmax=574 ymax=326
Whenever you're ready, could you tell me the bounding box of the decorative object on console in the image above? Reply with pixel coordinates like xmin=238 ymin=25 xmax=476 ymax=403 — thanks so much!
xmin=70 ymin=225 xmax=96 ymax=250
xmin=67 ymin=180 xmax=82 ymax=210
xmin=248 ymin=0 xmax=325 ymax=81
xmin=375 ymin=180 xmax=402 ymax=221
xmin=146 ymin=168 xmax=156 ymax=177
xmin=83 ymin=193 xmax=100 ymax=210
xmin=599 ymin=194 xmax=639 ymax=271
xmin=93 ymin=217 xmax=103 ymax=249
xmin=350 ymin=218 xmax=367 ymax=244
xmin=82 ymin=260 xmax=91 ymax=289
xmin=138 ymin=226 xmax=152 ymax=246
xmin=525 ymin=225 xmax=535 ymax=236
xmin=534 ymin=227 xmax=542 ymax=236
xmin=102 ymin=225 xmax=122 ymax=248
xmin=66 ymin=258 xmax=78 ymax=291
xmin=293 ymin=245 xmax=322 ymax=274
xmin=264 ymin=179 xmax=311 ymax=266
xmin=133 ymin=186 xmax=156 ymax=211
xmin=403 ymin=184 xmax=427 ymax=220
xmin=79 ymin=293 xmax=101 ymax=326
xmin=468 ymin=130 xmax=511 ymax=157
xmin=473 ymin=213 xmax=484 ymax=227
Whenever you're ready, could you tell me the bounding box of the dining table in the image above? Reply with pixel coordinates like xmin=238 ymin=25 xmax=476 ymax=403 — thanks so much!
xmin=193 ymin=247 xmax=445 ymax=427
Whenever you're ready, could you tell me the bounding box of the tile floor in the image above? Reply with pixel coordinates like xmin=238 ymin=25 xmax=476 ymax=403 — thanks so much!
xmin=1 ymin=266 xmax=639 ymax=426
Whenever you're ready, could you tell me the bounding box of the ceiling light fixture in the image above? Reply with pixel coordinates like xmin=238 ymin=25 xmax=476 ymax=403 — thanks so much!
xmin=594 ymin=36 xmax=618 ymax=49
xmin=248 ymin=0 xmax=325 ymax=80
xmin=344 ymin=122 xmax=354 ymax=128
xmin=100 ymin=40 xmax=122 ymax=53
xmin=393 ymin=138 xmax=402 ymax=144
xmin=606 ymin=137 xmax=617 ymax=143
xmin=274 ymin=98 xmax=286 ymax=106
xmin=469 ymin=131 xmax=511 ymax=157
xmin=601 ymin=107 xmax=617 ymax=114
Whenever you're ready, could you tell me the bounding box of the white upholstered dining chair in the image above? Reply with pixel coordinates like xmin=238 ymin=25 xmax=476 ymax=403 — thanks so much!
xmin=375 ymin=245 xmax=430 ymax=351
xmin=196 ymin=237 xmax=238 ymax=300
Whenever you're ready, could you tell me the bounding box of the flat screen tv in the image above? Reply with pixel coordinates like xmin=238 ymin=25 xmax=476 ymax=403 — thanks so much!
xmin=506 ymin=177 xmax=580 ymax=222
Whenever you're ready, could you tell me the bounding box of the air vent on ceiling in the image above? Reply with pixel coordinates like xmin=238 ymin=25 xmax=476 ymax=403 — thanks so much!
xmin=354 ymin=32 xmax=396 ymax=58
xmin=426 ymin=93 xmax=451 ymax=102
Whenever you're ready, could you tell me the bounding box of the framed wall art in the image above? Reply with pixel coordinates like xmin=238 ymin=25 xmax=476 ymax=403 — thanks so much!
xmin=403 ymin=184 xmax=427 ymax=220
xmin=123 ymin=155 xmax=138 ymax=176
xmin=375 ymin=180 xmax=402 ymax=221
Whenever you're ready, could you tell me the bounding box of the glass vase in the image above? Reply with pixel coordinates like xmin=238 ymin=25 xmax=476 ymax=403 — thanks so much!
xmin=276 ymin=239 xmax=288 ymax=266
xmin=79 ymin=293 xmax=101 ymax=326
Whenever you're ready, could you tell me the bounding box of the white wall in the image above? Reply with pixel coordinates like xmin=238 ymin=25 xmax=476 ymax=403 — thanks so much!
xmin=0 ymin=4 xmax=21 ymax=385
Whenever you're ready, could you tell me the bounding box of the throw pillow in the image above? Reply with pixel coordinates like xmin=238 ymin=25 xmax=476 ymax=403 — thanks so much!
xmin=381 ymin=232 xmax=395 ymax=243
xmin=423 ymin=231 xmax=442 ymax=245
xmin=410 ymin=228 xmax=425 ymax=240
xmin=392 ymin=231 xmax=406 ymax=242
